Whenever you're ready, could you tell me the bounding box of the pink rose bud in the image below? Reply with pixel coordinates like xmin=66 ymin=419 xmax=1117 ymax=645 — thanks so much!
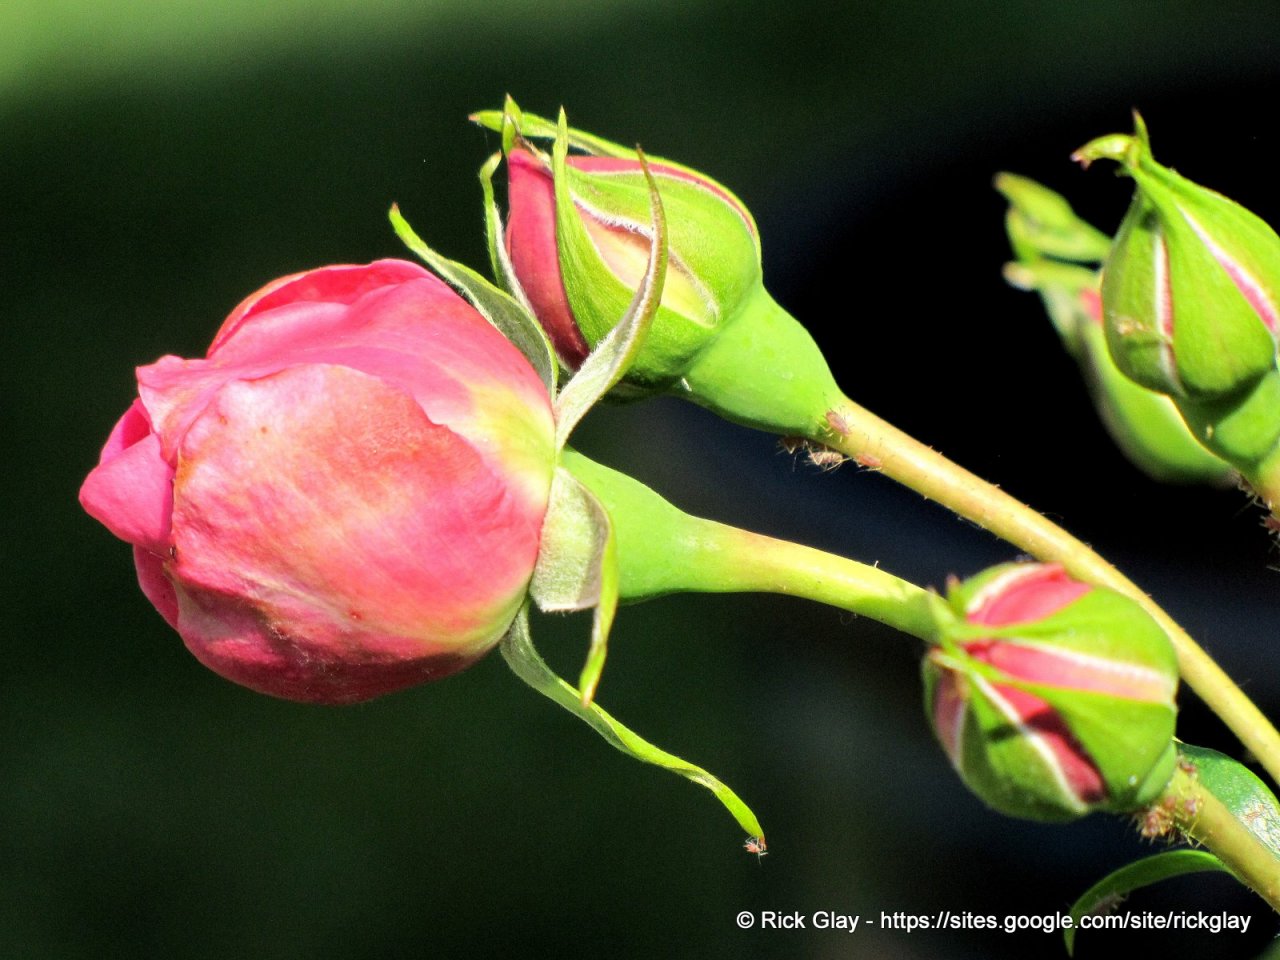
xmin=80 ymin=260 xmax=556 ymax=704
xmin=924 ymin=564 xmax=1178 ymax=821
xmin=502 ymin=141 xmax=761 ymax=386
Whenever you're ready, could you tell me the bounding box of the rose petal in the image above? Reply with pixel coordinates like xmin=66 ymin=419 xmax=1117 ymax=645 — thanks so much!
xmin=209 ymin=259 xmax=430 ymax=355
xmin=167 ymin=364 xmax=543 ymax=702
xmin=79 ymin=431 xmax=174 ymax=553
xmin=505 ymin=149 xmax=591 ymax=366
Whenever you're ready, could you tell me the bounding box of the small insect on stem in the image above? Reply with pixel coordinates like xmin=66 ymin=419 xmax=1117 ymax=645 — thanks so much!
xmin=744 ymin=836 xmax=768 ymax=860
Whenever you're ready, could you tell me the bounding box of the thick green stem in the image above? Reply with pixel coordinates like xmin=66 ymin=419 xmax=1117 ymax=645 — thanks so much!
xmin=819 ymin=396 xmax=1280 ymax=788
xmin=1166 ymin=764 xmax=1280 ymax=911
xmin=562 ymin=449 xmax=938 ymax=641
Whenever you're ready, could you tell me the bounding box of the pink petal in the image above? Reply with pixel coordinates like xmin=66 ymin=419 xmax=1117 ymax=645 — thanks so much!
xmin=167 ymin=364 xmax=542 ymax=703
xmin=505 ymin=149 xmax=591 ymax=367
xmin=134 ymin=546 xmax=179 ymax=628
xmin=209 ymin=259 xmax=431 ymax=355
xmin=965 ymin=565 xmax=1090 ymax=626
xmin=79 ymin=430 xmax=174 ymax=553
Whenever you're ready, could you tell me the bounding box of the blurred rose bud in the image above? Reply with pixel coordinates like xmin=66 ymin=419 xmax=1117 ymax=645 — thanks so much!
xmin=80 ymin=260 xmax=555 ymax=704
xmin=1000 ymin=252 xmax=1233 ymax=486
xmin=924 ymin=563 xmax=1178 ymax=821
xmin=502 ymin=138 xmax=761 ymax=387
xmin=1075 ymin=115 xmax=1280 ymax=403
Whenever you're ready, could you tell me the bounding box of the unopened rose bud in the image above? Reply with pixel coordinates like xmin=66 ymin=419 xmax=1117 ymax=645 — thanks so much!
xmin=80 ymin=261 xmax=556 ymax=704
xmin=1001 ymin=252 xmax=1233 ymax=486
xmin=501 ymin=133 xmax=760 ymax=387
xmin=924 ymin=564 xmax=1178 ymax=821
xmin=1075 ymin=115 xmax=1280 ymax=403
xmin=471 ymin=104 xmax=841 ymax=438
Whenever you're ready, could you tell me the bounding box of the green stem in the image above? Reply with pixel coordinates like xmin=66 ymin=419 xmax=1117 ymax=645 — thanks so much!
xmin=679 ymin=290 xmax=1280 ymax=787
xmin=819 ymin=395 xmax=1280 ymax=788
xmin=562 ymin=449 xmax=938 ymax=641
xmin=1166 ymin=764 xmax=1280 ymax=911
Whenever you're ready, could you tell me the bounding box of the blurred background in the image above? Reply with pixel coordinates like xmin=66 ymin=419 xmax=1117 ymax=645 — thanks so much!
xmin=7 ymin=1 xmax=1280 ymax=957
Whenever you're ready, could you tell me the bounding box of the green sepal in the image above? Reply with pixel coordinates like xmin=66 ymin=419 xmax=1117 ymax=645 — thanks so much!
xmin=1080 ymin=321 xmax=1234 ymax=485
xmin=529 ymin=465 xmax=619 ymax=705
xmin=478 ymin=150 xmax=537 ymax=315
xmin=995 ymin=172 xmax=1112 ymax=265
xmin=1001 ymin=257 xmax=1098 ymax=350
xmin=1179 ymin=743 xmax=1280 ymax=857
xmin=1178 ymin=367 xmax=1280 ymax=468
xmin=499 ymin=605 xmax=766 ymax=842
xmin=547 ymin=116 xmax=743 ymax=389
xmin=552 ymin=118 xmax=669 ymax=446
xmin=1064 ymin=850 xmax=1229 ymax=956
xmin=388 ymin=204 xmax=558 ymax=394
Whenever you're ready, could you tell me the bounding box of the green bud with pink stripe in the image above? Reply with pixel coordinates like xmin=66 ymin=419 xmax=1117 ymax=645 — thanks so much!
xmin=924 ymin=563 xmax=1179 ymax=822
xmin=1076 ymin=114 xmax=1280 ymax=405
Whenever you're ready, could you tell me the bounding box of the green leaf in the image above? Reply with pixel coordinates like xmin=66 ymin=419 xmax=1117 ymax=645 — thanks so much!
xmin=388 ymin=204 xmax=557 ymax=394
xmin=529 ymin=466 xmax=620 ymax=705
xmin=1065 ymin=850 xmax=1228 ymax=955
xmin=499 ymin=605 xmax=766 ymax=841
xmin=551 ymin=112 xmax=669 ymax=448
xmin=1180 ymin=743 xmax=1280 ymax=857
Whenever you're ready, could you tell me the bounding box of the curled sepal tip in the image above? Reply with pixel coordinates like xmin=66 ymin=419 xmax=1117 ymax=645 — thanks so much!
xmin=500 ymin=606 xmax=766 ymax=844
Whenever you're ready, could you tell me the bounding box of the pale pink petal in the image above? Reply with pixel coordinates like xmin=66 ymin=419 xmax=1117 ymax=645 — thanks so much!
xmin=966 ymin=565 xmax=1090 ymax=626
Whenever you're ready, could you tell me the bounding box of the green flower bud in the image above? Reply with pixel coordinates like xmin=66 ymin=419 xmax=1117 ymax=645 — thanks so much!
xmin=1075 ymin=114 xmax=1280 ymax=402
xmin=472 ymin=102 xmax=843 ymax=438
xmin=925 ymin=564 xmax=1179 ymax=822
xmin=494 ymin=112 xmax=761 ymax=388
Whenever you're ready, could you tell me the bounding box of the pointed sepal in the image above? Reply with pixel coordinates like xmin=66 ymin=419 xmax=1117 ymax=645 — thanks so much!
xmin=499 ymin=605 xmax=766 ymax=844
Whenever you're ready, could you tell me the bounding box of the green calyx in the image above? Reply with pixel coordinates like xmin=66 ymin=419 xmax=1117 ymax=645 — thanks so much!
xmin=1077 ymin=114 xmax=1280 ymax=401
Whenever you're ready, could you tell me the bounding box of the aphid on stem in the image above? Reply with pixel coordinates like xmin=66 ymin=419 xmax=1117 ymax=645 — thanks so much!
xmin=743 ymin=836 xmax=768 ymax=860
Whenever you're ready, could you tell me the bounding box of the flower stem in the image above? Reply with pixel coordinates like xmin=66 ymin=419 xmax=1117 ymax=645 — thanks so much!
xmin=819 ymin=395 xmax=1280 ymax=788
xmin=1166 ymin=764 xmax=1280 ymax=911
xmin=561 ymin=449 xmax=938 ymax=640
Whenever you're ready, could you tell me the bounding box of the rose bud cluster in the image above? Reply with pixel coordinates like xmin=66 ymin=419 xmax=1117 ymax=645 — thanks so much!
xmin=80 ymin=260 xmax=555 ymax=704
xmin=924 ymin=564 xmax=1179 ymax=822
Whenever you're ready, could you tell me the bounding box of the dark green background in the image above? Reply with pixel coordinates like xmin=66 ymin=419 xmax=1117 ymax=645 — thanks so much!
xmin=8 ymin=2 xmax=1280 ymax=957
